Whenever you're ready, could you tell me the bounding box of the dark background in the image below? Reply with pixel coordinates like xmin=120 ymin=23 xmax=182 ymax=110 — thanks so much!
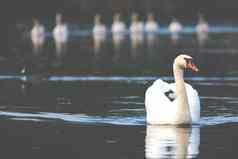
xmin=5 ymin=0 xmax=238 ymax=22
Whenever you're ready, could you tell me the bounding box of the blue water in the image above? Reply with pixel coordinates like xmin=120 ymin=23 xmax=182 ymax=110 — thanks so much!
xmin=40 ymin=25 xmax=238 ymax=38
xmin=2 ymin=75 xmax=238 ymax=82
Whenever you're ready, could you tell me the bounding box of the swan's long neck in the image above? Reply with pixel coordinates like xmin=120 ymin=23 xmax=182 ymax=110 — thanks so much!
xmin=173 ymin=63 xmax=191 ymax=124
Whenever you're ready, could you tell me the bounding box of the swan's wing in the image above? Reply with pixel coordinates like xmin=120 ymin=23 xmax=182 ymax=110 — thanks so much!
xmin=145 ymin=79 xmax=177 ymax=124
xmin=145 ymin=79 xmax=176 ymax=105
xmin=169 ymin=82 xmax=200 ymax=123
xmin=152 ymin=79 xmax=176 ymax=100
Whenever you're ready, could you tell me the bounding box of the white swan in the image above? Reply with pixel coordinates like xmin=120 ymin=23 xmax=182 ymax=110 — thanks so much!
xmin=145 ymin=13 xmax=159 ymax=36
xmin=145 ymin=54 xmax=200 ymax=125
xmin=196 ymin=15 xmax=209 ymax=46
xmin=196 ymin=21 xmax=209 ymax=35
xmin=53 ymin=14 xmax=68 ymax=44
xmin=129 ymin=13 xmax=144 ymax=43
xmin=31 ymin=18 xmax=45 ymax=52
xmin=53 ymin=13 xmax=69 ymax=54
xmin=145 ymin=13 xmax=159 ymax=45
xmin=53 ymin=23 xmax=68 ymax=44
xmin=92 ymin=14 xmax=107 ymax=42
xmin=111 ymin=13 xmax=126 ymax=44
xmin=168 ymin=18 xmax=182 ymax=42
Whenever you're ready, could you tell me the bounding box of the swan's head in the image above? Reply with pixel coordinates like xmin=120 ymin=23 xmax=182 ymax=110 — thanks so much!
xmin=174 ymin=54 xmax=199 ymax=72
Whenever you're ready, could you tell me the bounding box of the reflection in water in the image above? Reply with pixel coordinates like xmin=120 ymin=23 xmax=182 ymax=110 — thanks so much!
xmin=145 ymin=125 xmax=200 ymax=159
xmin=112 ymin=40 xmax=125 ymax=64
xmin=145 ymin=14 xmax=159 ymax=62
xmin=129 ymin=13 xmax=145 ymax=62
xmin=146 ymin=40 xmax=158 ymax=64
xmin=53 ymin=13 xmax=69 ymax=56
xmin=31 ymin=18 xmax=45 ymax=54
xmin=20 ymin=81 xmax=27 ymax=97
xmin=130 ymin=42 xmax=145 ymax=63
xmin=92 ymin=15 xmax=109 ymax=73
xmin=111 ymin=13 xmax=127 ymax=63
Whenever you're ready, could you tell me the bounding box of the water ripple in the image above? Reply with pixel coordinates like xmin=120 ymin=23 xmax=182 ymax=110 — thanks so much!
xmin=2 ymin=75 xmax=238 ymax=82
xmin=0 ymin=111 xmax=145 ymax=126
xmin=0 ymin=110 xmax=238 ymax=126
xmin=200 ymin=116 xmax=238 ymax=126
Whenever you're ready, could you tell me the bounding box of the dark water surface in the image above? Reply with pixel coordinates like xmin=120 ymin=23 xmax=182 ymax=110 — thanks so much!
xmin=0 ymin=76 xmax=238 ymax=158
xmin=3 ymin=28 xmax=238 ymax=158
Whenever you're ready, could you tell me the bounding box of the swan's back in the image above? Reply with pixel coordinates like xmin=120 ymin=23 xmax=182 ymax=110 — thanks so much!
xmin=145 ymin=21 xmax=158 ymax=33
xmin=53 ymin=24 xmax=68 ymax=43
xmin=145 ymin=79 xmax=200 ymax=124
xmin=112 ymin=22 xmax=126 ymax=34
xmin=93 ymin=24 xmax=107 ymax=41
xmin=31 ymin=25 xmax=45 ymax=44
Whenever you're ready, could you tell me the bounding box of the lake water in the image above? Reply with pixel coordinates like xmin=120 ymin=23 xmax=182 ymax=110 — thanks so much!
xmin=3 ymin=25 xmax=238 ymax=158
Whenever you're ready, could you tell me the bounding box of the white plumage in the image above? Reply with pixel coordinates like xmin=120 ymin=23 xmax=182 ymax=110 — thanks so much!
xmin=145 ymin=79 xmax=200 ymax=124
xmin=31 ymin=24 xmax=45 ymax=46
xmin=53 ymin=24 xmax=68 ymax=44
xmin=145 ymin=21 xmax=158 ymax=34
xmin=130 ymin=21 xmax=144 ymax=42
xmin=93 ymin=24 xmax=107 ymax=41
xmin=145 ymin=54 xmax=200 ymax=125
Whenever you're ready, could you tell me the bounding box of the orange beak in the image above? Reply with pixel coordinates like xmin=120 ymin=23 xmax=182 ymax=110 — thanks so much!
xmin=187 ymin=61 xmax=199 ymax=72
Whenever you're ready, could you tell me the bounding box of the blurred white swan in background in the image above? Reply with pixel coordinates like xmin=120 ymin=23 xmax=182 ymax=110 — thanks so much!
xmin=145 ymin=13 xmax=159 ymax=43
xmin=92 ymin=14 xmax=107 ymax=52
xmin=31 ymin=18 xmax=45 ymax=53
xmin=53 ymin=13 xmax=69 ymax=55
xmin=196 ymin=14 xmax=209 ymax=47
xmin=145 ymin=54 xmax=200 ymax=125
xmin=130 ymin=13 xmax=144 ymax=46
xmin=145 ymin=125 xmax=200 ymax=159
xmin=168 ymin=18 xmax=183 ymax=44
xmin=111 ymin=13 xmax=126 ymax=45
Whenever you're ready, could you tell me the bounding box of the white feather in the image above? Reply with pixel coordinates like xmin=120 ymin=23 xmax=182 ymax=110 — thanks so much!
xmin=145 ymin=79 xmax=200 ymax=124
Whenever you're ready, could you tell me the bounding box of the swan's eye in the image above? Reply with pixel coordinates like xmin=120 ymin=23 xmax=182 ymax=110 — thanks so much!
xmin=184 ymin=57 xmax=193 ymax=64
xmin=184 ymin=58 xmax=193 ymax=67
